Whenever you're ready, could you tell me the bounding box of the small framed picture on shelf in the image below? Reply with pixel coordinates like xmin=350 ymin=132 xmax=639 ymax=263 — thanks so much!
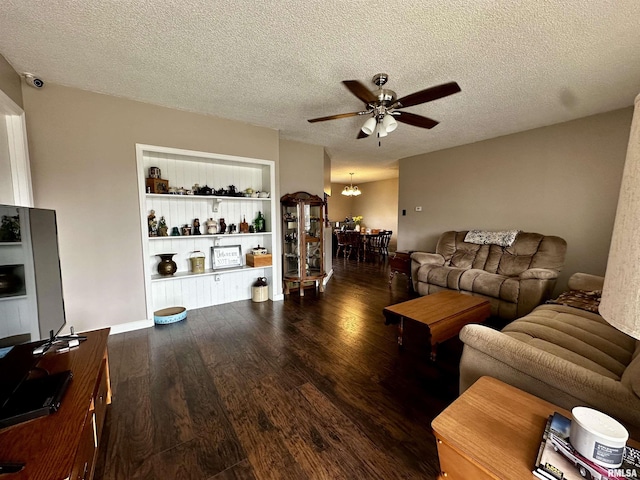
xmin=211 ymin=245 xmax=243 ymax=269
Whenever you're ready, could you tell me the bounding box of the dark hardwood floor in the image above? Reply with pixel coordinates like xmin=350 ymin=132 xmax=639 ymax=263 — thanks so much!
xmin=94 ymin=257 xmax=465 ymax=479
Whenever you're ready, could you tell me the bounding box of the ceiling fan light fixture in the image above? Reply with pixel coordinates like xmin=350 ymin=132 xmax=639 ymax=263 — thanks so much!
xmin=307 ymin=75 xmax=460 ymax=140
xmin=361 ymin=117 xmax=377 ymax=135
xmin=352 ymin=186 xmax=361 ymax=196
xmin=382 ymin=114 xmax=398 ymax=133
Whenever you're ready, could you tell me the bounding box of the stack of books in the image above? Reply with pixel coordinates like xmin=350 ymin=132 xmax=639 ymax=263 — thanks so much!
xmin=534 ymin=412 xmax=640 ymax=480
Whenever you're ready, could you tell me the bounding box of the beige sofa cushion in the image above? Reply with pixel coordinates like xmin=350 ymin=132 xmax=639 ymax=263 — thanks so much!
xmin=622 ymin=345 xmax=640 ymax=397
xmin=502 ymin=304 xmax=636 ymax=379
xmin=416 ymin=265 xmax=467 ymax=289
xmin=458 ymin=270 xmax=520 ymax=303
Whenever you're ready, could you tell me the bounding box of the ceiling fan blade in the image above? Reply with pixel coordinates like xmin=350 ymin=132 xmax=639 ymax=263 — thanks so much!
xmin=396 ymin=112 xmax=439 ymax=129
xmin=394 ymin=82 xmax=461 ymax=109
xmin=307 ymin=111 xmax=363 ymax=123
xmin=342 ymin=80 xmax=378 ymax=104
xmin=356 ymin=130 xmax=368 ymax=139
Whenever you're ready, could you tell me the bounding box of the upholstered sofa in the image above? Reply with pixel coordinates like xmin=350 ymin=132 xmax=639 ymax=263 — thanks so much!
xmin=410 ymin=230 xmax=567 ymax=320
xmin=459 ymin=273 xmax=640 ymax=438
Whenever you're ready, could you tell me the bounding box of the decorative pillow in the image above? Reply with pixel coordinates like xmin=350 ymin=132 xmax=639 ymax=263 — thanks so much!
xmin=464 ymin=230 xmax=520 ymax=247
xmin=546 ymin=289 xmax=602 ymax=314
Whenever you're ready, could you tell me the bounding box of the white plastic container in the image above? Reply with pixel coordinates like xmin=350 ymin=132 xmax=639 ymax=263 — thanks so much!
xmin=570 ymin=406 xmax=629 ymax=468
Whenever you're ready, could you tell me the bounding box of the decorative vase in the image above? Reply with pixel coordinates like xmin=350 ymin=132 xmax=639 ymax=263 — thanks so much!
xmin=157 ymin=253 xmax=177 ymax=276
xmin=355 ymin=223 xmax=360 ymax=232
xmin=254 ymin=211 xmax=265 ymax=232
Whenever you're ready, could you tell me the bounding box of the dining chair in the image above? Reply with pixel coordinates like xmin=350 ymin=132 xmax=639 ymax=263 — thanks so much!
xmin=380 ymin=230 xmax=392 ymax=257
xmin=336 ymin=231 xmax=361 ymax=260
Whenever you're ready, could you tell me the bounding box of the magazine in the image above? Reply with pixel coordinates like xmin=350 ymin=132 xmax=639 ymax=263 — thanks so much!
xmin=534 ymin=412 xmax=640 ymax=480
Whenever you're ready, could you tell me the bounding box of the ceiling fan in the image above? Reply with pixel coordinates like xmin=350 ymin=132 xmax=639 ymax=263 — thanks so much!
xmin=307 ymin=73 xmax=461 ymax=139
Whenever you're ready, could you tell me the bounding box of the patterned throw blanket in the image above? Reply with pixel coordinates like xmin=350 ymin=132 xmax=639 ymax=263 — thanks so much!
xmin=546 ymin=289 xmax=602 ymax=314
xmin=464 ymin=230 xmax=520 ymax=247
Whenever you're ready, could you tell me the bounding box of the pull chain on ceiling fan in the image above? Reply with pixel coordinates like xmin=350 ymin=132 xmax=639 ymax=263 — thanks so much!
xmin=307 ymin=73 xmax=461 ymax=142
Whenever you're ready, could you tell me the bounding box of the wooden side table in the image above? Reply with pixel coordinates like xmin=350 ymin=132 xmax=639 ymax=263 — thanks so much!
xmin=389 ymin=250 xmax=413 ymax=288
xmin=431 ymin=376 xmax=639 ymax=479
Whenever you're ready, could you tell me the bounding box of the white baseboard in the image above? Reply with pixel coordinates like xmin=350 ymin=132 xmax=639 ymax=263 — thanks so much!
xmin=324 ymin=268 xmax=334 ymax=285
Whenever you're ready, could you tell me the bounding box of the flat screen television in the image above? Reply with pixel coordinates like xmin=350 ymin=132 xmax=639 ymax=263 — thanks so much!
xmin=0 ymin=204 xmax=67 ymax=412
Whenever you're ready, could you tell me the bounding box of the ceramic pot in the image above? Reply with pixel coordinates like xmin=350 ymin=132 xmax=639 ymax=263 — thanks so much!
xmin=157 ymin=253 xmax=177 ymax=276
xmin=189 ymin=251 xmax=205 ymax=273
xmin=205 ymin=218 xmax=217 ymax=235
xmin=252 ymin=245 xmax=268 ymax=255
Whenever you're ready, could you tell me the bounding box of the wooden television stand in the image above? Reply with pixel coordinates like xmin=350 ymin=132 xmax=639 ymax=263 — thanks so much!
xmin=0 ymin=328 xmax=111 ymax=480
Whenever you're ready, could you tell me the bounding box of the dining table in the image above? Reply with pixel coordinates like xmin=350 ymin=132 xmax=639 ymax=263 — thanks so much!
xmin=333 ymin=229 xmax=391 ymax=261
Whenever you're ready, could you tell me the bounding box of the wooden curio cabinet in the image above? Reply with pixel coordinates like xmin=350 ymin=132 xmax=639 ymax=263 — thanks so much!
xmin=281 ymin=192 xmax=326 ymax=296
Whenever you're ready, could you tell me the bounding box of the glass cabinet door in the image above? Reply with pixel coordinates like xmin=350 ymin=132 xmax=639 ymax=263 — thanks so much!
xmin=305 ymin=204 xmax=322 ymax=277
xmin=282 ymin=204 xmax=299 ymax=277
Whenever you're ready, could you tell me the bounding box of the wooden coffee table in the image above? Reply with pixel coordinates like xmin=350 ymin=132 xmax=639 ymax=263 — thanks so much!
xmin=383 ymin=290 xmax=490 ymax=360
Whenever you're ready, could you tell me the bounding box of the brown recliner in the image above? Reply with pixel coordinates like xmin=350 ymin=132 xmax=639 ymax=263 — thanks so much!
xmin=410 ymin=231 xmax=567 ymax=320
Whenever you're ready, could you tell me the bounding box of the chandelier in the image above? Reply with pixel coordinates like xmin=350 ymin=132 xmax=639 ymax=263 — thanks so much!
xmin=341 ymin=173 xmax=361 ymax=196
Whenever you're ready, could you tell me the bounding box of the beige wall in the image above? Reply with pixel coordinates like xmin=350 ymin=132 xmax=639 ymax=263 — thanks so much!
xmin=23 ymin=84 xmax=279 ymax=332
xmin=399 ymin=107 xmax=633 ymax=293
xmin=279 ymin=138 xmax=333 ymax=277
xmin=327 ymin=184 xmax=353 ymax=225
xmin=279 ymin=139 xmax=325 ymax=197
xmin=324 ymin=150 xmax=331 ymax=196
xmin=328 ymin=178 xmax=399 ymax=252
xmin=0 ymin=54 xmax=22 ymax=108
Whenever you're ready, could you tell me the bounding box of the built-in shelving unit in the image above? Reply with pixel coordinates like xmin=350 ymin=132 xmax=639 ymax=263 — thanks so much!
xmin=136 ymin=144 xmax=282 ymax=318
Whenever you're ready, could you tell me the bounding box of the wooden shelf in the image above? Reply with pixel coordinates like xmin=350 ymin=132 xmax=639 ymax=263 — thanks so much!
xmin=151 ymin=265 xmax=272 ymax=282
xmin=148 ymin=232 xmax=271 ymax=240
xmin=146 ymin=194 xmax=270 ymax=201
xmin=0 ymin=294 xmax=27 ymax=302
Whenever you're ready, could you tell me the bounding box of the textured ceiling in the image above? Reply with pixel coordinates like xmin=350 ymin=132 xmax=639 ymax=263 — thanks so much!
xmin=1 ymin=1 xmax=639 ymax=184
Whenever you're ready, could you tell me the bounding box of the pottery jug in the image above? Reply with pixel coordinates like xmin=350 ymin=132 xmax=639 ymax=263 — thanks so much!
xmin=251 ymin=277 xmax=268 ymax=302
xmin=157 ymin=253 xmax=177 ymax=276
